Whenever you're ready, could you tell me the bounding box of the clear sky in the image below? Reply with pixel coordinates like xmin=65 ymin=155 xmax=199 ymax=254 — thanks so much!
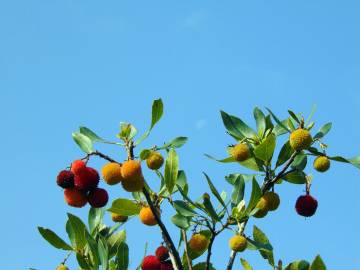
xmin=1 ymin=0 xmax=360 ymax=269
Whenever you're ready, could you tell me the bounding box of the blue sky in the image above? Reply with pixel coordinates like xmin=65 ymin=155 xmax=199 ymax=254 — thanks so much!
xmin=1 ymin=0 xmax=360 ymax=269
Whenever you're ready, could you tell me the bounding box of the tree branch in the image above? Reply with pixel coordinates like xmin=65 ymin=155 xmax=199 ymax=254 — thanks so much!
xmin=205 ymin=221 xmax=216 ymax=270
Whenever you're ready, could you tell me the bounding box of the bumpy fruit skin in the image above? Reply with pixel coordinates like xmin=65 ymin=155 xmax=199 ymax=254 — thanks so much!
xmin=71 ymin=160 xmax=86 ymax=174
xmin=102 ymin=163 xmax=123 ymax=185
xmin=289 ymin=129 xmax=312 ymax=151
xmin=142 ymin=255 xmax=161 ymax=270
xmin=57 ymin=170 xmax=74 ymax=188
xmin=56 ymin=264 xmax=69 ymax=270
xmin=64 ymin=188 xmax=87 ymax=208
xmin=139 ymin=206 xmax=158 ymax=226
xmin=313 ymin=156 xmax=330 ymax=172
xmin=111 ymin=213 xmax=128 ymax=222
xmin=87 ymin=188 xmax=109 ymax=208
xmin=231 ymin=143 xmax=250 ymax=162
xmin=74 ymin=167 xmax=100 ymax=191
xmin=188 ymin=233 xmax=209 ymax=252
xmin=229 ymin=235 xmax=247 ymax=252
xmin=262 ymin=192 xmax=280 ymax=211
xmin=295 ymin=195 xmax=318 ymax=217
xmin=146 ymin=152 xmax=164 ymax=170
xmin=155 ymin=246 xmax=169 ymax=261
xmin=121 ymin=160 xmax=142 ymax=180
xmin=121 ymin=176 xmax=144 ymax=192
xmin=160 ymin=261 xmax=173 ymax=270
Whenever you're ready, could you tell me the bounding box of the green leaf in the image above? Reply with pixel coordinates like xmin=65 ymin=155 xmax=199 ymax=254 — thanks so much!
xmin=287 ymin=118 xmax=296 ymax=131
xmin=246 ymin=178 xmax=262 ymax=213
xmin=240 ymin=258 xmax=253 ymax=270
xmin=85 ymin=231 xmax=100 ymax=266
xmin=37 ymin=227 xmax=73 ymax=250
xmin=253 ymin=225 xmax=274 ymax=266
xmin=164 ymin=148 xmax=179 ymax=193
xmin=176 ymin=170 xmax=189 ymax=195
xmin=158 ymin=137 xmax=188 ymax=149
xmin=88 ymin=207 xmax=104 ymax=235
xmin=266 ymin=108 xmax=291 ymax=133
xmin=288 ymin=110 xmax=300 ymax=123
xmin=283 ymin=171 xmax=307 ymax=184
xmin=192 ymin=262 xmax=216 ymax=270
xmin=310 ymin=255 xmax=326 ymax=270
xmin=203 ymin=194 xmax=220 ymax=221
xmin=314 ymin=122 xmax=332 ymax=140
xmin=108 ymin=230 xmax=126 ymax=258
xmin=118 ymin=122 xmax=138 ymax=140
xmin=246 ymin=238 xmax=273 ymax=252
xmin=76 ymin=253 xmax=90 ymax=269
xmin=115 ymin=242 xmax=129 ymax=270
xmin=220 ymin=110 xmax=257 ymax=140
xmin=225 ymin=173 xmax=255 ymax=185
xmin=305 ymin=104 xmax=317 ymax=126
xmin=231 ymin=175 xmax=245 ymax=206
xmin=108 ymin=199 xmax=141 ymax=216
xmin=284 ymin=260 xmax=310 ymax=270
xmin=136 ymin=99 xmax=163 ymax=145
xmin=203 ymin=172 xmax=226 ymax=209
xmin=254 ymin=107 xmax=266 ymax=137
xmin=66 ymin=213 xmax=87 ymax=250
xmin=98 ymin=237 xmax=109 ymax=270
xmin=291 ymin=153 xmax=307 ymax=171
xmin=253 ymin=133 xmax=276 ymax=163
xmin=173 ymin=200 xmax=197 ymax=217
xmin=79 ymin=127 xmax=106 ymax=143
xmin=72 ymin=132 xmax=93 ymax=154
xmin=171 ymin=214 xmax=191 ymax=229
xmin=276 ymin=141 xmax=294 ymax=167
xmin=139 ymin=149 xmax=152 ymax=160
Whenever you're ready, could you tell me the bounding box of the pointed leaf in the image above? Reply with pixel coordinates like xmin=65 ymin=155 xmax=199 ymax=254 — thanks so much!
xmin=253 ymin=225 xmax=274 ymax=266
xmin=288 ymin=110 xmax=300 ymax=123
xmin=246 ymin=178 xmax=262 ymax=213
xmin=310 ymin=255 xmax=326 ymax=270
xmin=66 ymin=213 xmax=87 ymax=249
xmin=314 ymin=123 xmax=332 ymax=140
xmin=254 ymin=133 xmax=276 ymax=163
xmin=276 ymin=141 xmax=294 ymax=167
xmin=88 ymin=207 xmax=104 ymax=235
xmin=115 ymin=242 xmax=129 ymax=270
xmin=220 ymin=110 xmax=257 ymax=140
xmin=254 ymin=107 xmax=266 ymax=137
xmin=108 ymin=199 xmax=141 ymax=216
xmin=203 ymin=172 xmax=226 ymax=208
xmin=38 ymin=227 xmax=72 ymax=250
xmin=79 ymin=127 xmax=106 ymax=142
xmin=266 ymin=108 xmax=291 ymax=133
xmin=158 ymin=137 xmax=188 ymax=149
xmin=171 ymin=214 xmax=191 ymax=229
xmin=231 ymin=175 xmax=245 ymax=206
xmin=164 ymin=148 xmax=179 ymax=193
xmin=283 ymin=171 xmax=307 ymax=184
xmin=173 ymin=200 xmax=197 ymax=217
xmin=72 ymin=132 xmax=93 ymax=154
xmin=240 ymin=258 xmax=253 ymax=270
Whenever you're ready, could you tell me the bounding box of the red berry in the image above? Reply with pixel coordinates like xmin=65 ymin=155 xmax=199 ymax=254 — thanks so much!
xmin=142 ymin=255 xmax=161 ymax=270
xmin=160 ymin=261 xmax=173 ymax=270
xmin=295 ymin=195 xmax=318 ymax=217
xmin=74 ymin=167 xmax=100 ymax=191
xmin=64 ymin=188 xmax=87 ymax=208
xmin=56 ymin=170 xmax=74 ymax=188
xmin=71 ymin=160 xmax=86 ymax=174
xmin=155 ymin=246 xmax=169 ymax=262
xmin=87 ymin=188 xmax=109 ymax=208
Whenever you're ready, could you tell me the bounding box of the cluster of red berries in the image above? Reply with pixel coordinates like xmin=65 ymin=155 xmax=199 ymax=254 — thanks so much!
xmin=56 ymin=160 xmax=109 ymax=208
xmin=141 ymin=246 xmax=173 ymax=270
xmin=295 ymin=194 xmax=318 ymax=217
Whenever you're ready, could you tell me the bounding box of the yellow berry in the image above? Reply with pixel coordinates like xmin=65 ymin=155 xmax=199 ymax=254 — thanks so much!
xmin=231 ymin=143 xmax=250 ymax=162
xmin=56 ymin=264 xmax=69 ymax=270
xmin=146 ymin=151 xmax=164 ymax=170
xmin=289 ymin=129 xmax=312 ymax=151
xmin=102 ymin=163 xmax=123 ymax=185
xmin=121 ymin=160 xmax=142 ymax=180
xmin=253 ymin=208 xmax=268 ymax=218
xmin=313 ymin=156 xmax=330 ymax=172
xmin=121 ymin=175 xmax=144 ymax=192
xmin=188 ymin=233 xmax=209 ymax=252
xmin=111 ymin=213 xmax=128 ymax=222
xmin=229 ymin=235 xmax=247 ymax=252
xmin=139 ymin=206 xmax=158 ymax=226
xmin=262 ymin=192 xmax=280 ymax=211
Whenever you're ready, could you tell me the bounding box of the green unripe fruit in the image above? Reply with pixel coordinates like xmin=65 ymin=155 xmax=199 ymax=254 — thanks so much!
xmin=231 ymin=143 xmax=250 ymax=162
xmin=146 ymin=151 xmax=164 ymax=170
xmin=262 ymin=192 xmax=280 ymax=211
xmin=56 ymin=264 xmax=69 ymax=270
xmin=289 ymin=129 xmax=312 ymax=151
xmin=313 ymin=156 xmax=330 ymax=172
xmin=229 ymin=235 xmax=247 ymax=252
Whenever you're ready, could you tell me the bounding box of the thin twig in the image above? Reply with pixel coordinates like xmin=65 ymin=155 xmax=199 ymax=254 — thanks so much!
xmin=182 ymin=229 xmax=193 ymax=270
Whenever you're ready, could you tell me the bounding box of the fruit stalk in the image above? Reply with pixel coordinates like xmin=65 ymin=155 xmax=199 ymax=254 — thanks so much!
xmin=181 ymin=229 xmax=193 ymax=270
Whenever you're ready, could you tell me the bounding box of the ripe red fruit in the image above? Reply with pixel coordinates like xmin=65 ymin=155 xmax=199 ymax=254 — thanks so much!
xmin=87 ymin=188 xmax=109 ymax=208
xmin=160 ymin=261 xmax=173 ymax=270
xmin=155 ymin=246 xmax=169 ymax=261
xmin=295 ymin=194 xmax=318 ymax=217
xmin=64 ymin=188 xmax=87 ymax=208
xmin=74 ymin=167 xmax=100 ymax=191
xmin=142 ymin=255 xmax=161 ymax=270
xmin=71 ymin=160 xmax=86 ymax=174
xmin=56 ymin=170 xmax=74 ymax=188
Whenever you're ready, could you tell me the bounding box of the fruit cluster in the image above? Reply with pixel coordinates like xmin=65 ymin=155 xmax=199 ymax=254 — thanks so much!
xmin=141 ymin=245 xmax=172 ymax=270
xmin=56 ymin=160 xmax=108 ymax=208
